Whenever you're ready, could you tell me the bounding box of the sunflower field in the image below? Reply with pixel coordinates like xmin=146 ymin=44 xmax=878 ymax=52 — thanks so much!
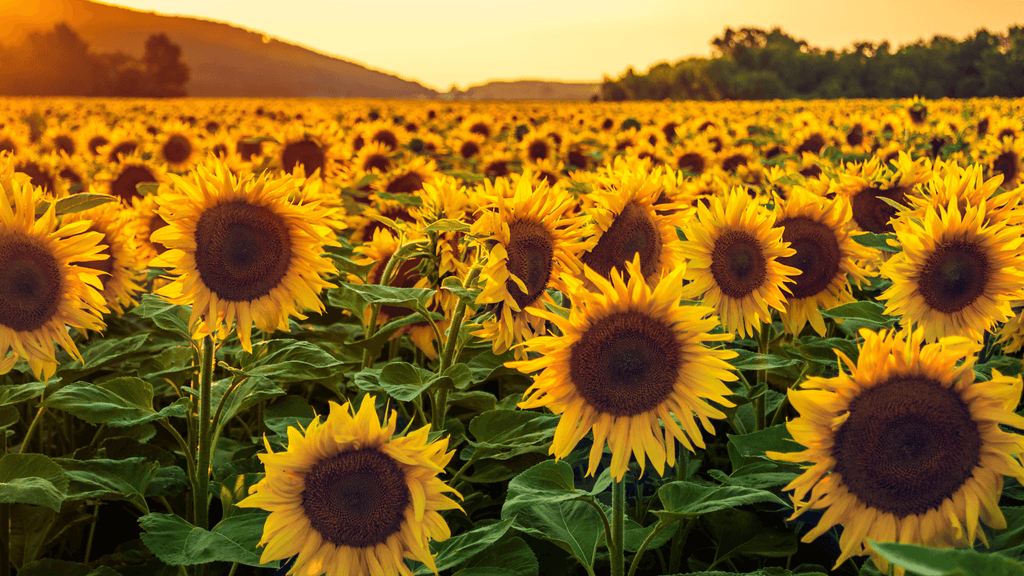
xmin=2 ymin=96 xmax=1024 ymax=576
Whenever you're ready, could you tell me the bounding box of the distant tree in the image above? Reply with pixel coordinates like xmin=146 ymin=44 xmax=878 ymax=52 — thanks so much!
xmin=0 ymin=24 xmax=189 ymax=97
xmin=141 ymin=33 xmax=189 ymax=97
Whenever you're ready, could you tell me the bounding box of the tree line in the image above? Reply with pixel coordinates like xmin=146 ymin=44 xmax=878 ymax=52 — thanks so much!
xmin=601 ymin=26 xmax=1024 ymax=101
xmin=0 ymin=23 xmax=190 ymax=97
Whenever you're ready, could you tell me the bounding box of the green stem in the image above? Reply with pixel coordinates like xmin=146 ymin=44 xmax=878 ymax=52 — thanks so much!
xmin=628 ymin=522 xmax=670 ymax=576
xmin=194 ymin=337 xmax=215 ymax=531
xmin=447 ymin=453 xmax=481 ymax=487
xmin=769 ymin=363 xmax=812 ymax=428
xmin=668 ymin=518 xmax=696 ymax=574
xmin=0 ymin=502 xmax=8 ymax=576
xmin=755 ymin=322 xmax=771 ymax=431
xmin=362 ymin=241 xmax=415 ymax=369
xmin=432 ymin=266 xmax=482 ymax=428
xmin=19 ymin=406 xmax=46 ymax=454
xmin=610 ymin=479 xmax=626 ymax=576
xmin=83 ymin=502 xmax=100 ymax=563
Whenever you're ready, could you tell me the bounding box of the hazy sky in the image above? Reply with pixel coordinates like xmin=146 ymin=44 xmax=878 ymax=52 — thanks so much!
xmin=100 ymin=0 xmax=1024 ymax=90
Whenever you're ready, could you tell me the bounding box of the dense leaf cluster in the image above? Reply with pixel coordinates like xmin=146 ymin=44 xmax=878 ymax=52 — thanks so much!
xmin=601 ymin=26 xmax=1024 ymax=101
xmin=0 ymin=23 xmax=189 ymax=97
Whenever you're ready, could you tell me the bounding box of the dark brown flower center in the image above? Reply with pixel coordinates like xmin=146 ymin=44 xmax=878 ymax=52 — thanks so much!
xmin=363 ymin=153 xmax=391 ymax=173
xmin=832 ymin=376 xmax=980 ymax=517
xmin=505 ymin=220 xmax=554 ymax=310
xmin=469 ymin=122 xmax=490 ymax=138
xmin=485 ymin=161 xmax=509 ymax=178
xmin=53 ymin=135 xmax=75 ymax=156
xmin=111 ymin=165 xmax=157 ymax=204
xmin=677 ymin=152 xmax=705 ymax=174
xmin=0 ymin=236 xmax=63 ymax=332
xmin=193 ymin=201 xmax=293 ymax=301
xmin=711 ymin=230 xmax=767 ymax=298
xmin=846 ymin=125 xmax=864 ymax=147
xmin=777 ymin=216 xmax=840 ymax=299
xmin=528 ymin=140 xmax=550 ymax=162
xmin=569 ymin=310 xmax=680 ymax=417
xmin=917 ymin=241 xmax=989 ymax=314
xmin=582 ymin=201 xmax=661 ymax=282
xmin=282 ymin=140 xmax=325 ymax=176
xmin=993 ymin=151 xmax=1019 ymax=187
xmin=108 ymin=141 xmax=138 ymax=163
xmin=385 ymin=172 xmax=425 ymax=193
xmin=796 ymin=133 xmax=826 ymax=155
xmin=163 ymin=134 xmax=193 ymax=164
xmin=87 ymin=136 xmax=109 ymax=156
xmin=302 ymin=448 xmax=410 ymax=548
xmin=721 ymin=154 xmax=748 ymax=173
xmin=850 ymin=185 xmax=909 ymax=234
xmin=459 ymin=141 xmax=480 ymax=159
xmin=15 ymin=162 xmax=54 ymax=193
xmin=236 ymin=139 xmax=263 ymax=161
xmin=371 ymin=129 xmax=398 ymax=150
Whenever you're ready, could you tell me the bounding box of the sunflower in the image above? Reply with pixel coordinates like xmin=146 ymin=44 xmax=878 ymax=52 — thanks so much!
xmin=833 ymin=152 xmax=932 ymax=234
xmin=157 ymin=120 xmax=198 ymax=171
xmin=680 ymin=188 xmax=801 ymax=338
xmin=124 ymin=193 xmax=170 ymax=267
xmin=150 ymin=159 xmax=338 ymax=352
xmin=769 ymin=328 xmax=1024 ymax=574
xmin=471 ymin=176 xmax=591 ymax=357
xmin=61 ymin=202 xmax=146 ymax=316
xmin=510 ymin=255 xmax=737 ymax=481
xmin=580 ymin=163 xmax=685 ymax=286
xmin=879 ymin=197 xmax=1024 ymax=342
xmin=775 ymin=186 xmax=875 ymax=336
xmin=238 ymin=394 xmax=461 ymax=576
xmin=0 ymin=159 xmax=108 ymax=379
xmin=980 ymin=134 xmax=1024 ymax=189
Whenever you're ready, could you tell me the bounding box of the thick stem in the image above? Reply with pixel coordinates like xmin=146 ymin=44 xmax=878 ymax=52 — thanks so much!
xmin=194 ymin=337 xmax=215 ymax=531
xmin=362 ymin=241 xmax=414 ymax=369
xmin=755 ymin=322 xmax=771 ymax=431
xmin=610 ymin=479 xmax=626 ymax=576
xmin=83 ymin=502 xmax=100 ymax=563
xmin=432 ymin=266 xmax=482 ymax=428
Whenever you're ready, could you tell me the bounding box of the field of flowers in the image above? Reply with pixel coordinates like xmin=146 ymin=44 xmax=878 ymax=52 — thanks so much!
xmin=1 ymin=96 xmax=1024 ymax=576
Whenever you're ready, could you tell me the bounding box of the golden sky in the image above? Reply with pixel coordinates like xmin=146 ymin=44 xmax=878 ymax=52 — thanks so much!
xmin=98 ymin=0 xmax=1023 ymax=91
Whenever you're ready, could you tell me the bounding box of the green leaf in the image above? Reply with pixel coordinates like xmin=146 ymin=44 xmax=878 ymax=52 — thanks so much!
xmin=464 ymin=410 xmax=560 ymax=461
xmin=442 ymin=275 xmax=481 ymax=308
xmin=136 ymin=182 xmax=160 ymax=196
xmin=455 ymin=536 xmax=539 ymax=576
xmin=0 ymin=381 xmax=45 ymax=407
xmin=263 ymin=395 xmax=316 ymax=438
xmin=139 ymin=512 xmax=280 ymax=568
xmin=730 ymin=350 xmax=802 ymax=371
xmin=213 ymin=375 xmax=284 ymax=433
xmin=653 ymin=481 xmax=785 ymax=522
xmin=708 ymin=462 xmax=798 ymax=490
xmin=704 ymin=508 xmax=800 ymax=569
xmin=793 ymin=336 xmax=859 ymax=366
xmin=821 ymin=301 xmax=898 ymax=332
xmin=334 ymin=282 xmax=435 ymax=312
xmin=17 ymin=559 xmax=122 ymax=576
xmin=728 ymin=424 xmax=799 ymax=469
xmin=507 ymin=499 xmax=603 ymax=570
xmin=868 ymin=540 xmax=1024 ymax=576
xmin=236 ymin=339 xmax=345 ymax=383
xmin=414 ymin=519 xmax=515 ymax=575
xmin=44 ymin=377 xmax=190 ymax=427
xmin=238 ymin=136 xmax=278 ymax=144
xmin=853 ymin=232 xmax=901 ymax=253
xmin=36 ymin=194 xmax=117 ymax=217
xmin=374 ymin=191 xmax=424 ymax=206
xmin=502 ymin=461 xmax=580 ymax=520
xmin=57 ymin=457 xmax=161 ymax=512
xmin=0 ymin=453 xmax=69 ymax=511
xmin=422 ymin=219 xmax=471 ymax=233
xmin=59 ymin=333 xmax=149 ymax=374
xmin=131 ymin=294 xmax=192 ymax=338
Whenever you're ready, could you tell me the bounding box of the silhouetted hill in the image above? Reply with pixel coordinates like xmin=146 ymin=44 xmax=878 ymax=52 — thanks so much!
xmin=450 ymin=80 xmax=601 ymax=100
xmin=0 ymin=0 xmax=438 ymax=98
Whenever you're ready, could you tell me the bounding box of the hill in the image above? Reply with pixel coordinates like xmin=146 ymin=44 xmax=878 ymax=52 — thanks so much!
xmin=451 ymin=80 xmax=601 ymax=101
xmin=0 ymin=0 xmax=438 ymax=98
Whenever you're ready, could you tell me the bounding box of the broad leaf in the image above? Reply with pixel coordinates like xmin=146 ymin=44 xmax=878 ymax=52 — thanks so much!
xmin=139 ymin=512 xmax=279 ymax=568
xmin=57 ymin=457 xmax=161 ymax=512
xmin=44 ymin=377 xmax=190 ymax=427
xmin=869 ymin=540 xmax=1024 ymax=576
xmin=0 ymin=453 xmax=69 ymax=511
